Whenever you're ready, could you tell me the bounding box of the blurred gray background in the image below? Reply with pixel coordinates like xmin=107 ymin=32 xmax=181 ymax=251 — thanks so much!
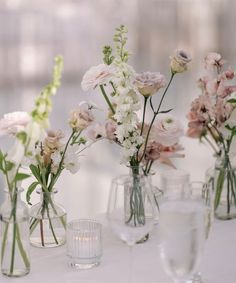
xmin=0 ymin=0 xmax=235 ymax=218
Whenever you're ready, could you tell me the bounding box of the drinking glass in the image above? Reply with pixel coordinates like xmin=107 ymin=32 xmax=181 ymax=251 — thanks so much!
xmin=107 ymin=175 xmax=156 ymax=282
xmin=159 ymin=184 xmax=206 ymax=283
xmin=160 ymin=169 xmax=190 ymax=199
xmin=187 ymin=182 xmax=213 ymax=283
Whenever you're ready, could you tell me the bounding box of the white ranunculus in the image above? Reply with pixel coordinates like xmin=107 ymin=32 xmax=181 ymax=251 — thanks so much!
xmin=0 ymin=111 xmax=31 ymax=136
xmin=154 ymin=114 xmax=184 ymax=146
xmin=81 ymin=64 xmax=116 ymax=91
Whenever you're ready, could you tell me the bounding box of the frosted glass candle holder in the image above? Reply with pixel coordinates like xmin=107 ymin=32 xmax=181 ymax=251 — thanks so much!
xmin=66 ymin=219 xmax=102 ymax=269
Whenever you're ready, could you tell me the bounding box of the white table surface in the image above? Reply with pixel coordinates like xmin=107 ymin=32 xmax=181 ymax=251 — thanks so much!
xmin=1 ymin=218 xmax=236 ymax=283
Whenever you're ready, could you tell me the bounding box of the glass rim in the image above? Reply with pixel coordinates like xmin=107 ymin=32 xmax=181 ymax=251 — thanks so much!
xmin=67 ymin=219 xmax=102 ymax=231
xmin=160 ymin=169 xmax=190 ymax=180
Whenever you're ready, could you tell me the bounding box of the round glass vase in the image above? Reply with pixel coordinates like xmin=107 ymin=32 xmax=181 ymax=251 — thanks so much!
xmin=0 ymin=189 xmax=30 ymax=277
xmin=29 ymin=189 xmax=67 ymax=248
xmin=213 ymin=154 xmax=236 ymax=220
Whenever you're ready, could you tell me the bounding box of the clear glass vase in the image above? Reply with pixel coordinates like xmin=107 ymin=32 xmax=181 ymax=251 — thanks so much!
xmin=125 ymin=168 xmax=159 ymax=243
xmin=0 ymin=189 xmax=30 ymax=277
xmin=213 ymin=154 xmax=236 ymax=220
xmin=29 ymin=189 xmax=67 ymax=248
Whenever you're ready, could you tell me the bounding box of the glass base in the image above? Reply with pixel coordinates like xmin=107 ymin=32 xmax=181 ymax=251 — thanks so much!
xmin=2 ymin=267 xmax=30 ymax=277
xmin=30 ymin=236 xmax=66 ymax=248
xmin=68 ymin=258 xmax=100 ymax=270
xmin=136 ymin=233 xmax=149 ymax=244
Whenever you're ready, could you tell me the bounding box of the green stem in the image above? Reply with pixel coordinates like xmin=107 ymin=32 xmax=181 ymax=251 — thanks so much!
xmin=10 ymin=211 xmax=17 ymax=274
xmin=15 ymin=225 xmax=30 ymax=268
xmin=138 ymin=73 xmax=175 ymax=163
xmin=100 ymin=85 xmax=115 ymax=114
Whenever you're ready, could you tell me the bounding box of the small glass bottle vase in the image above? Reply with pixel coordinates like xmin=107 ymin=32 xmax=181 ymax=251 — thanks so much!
xmin=29 ymin=189 xmax=67 ymax=248
xmin=213 ymin=154 xmax=236 ymax=220
xmin=0 ymin=189 xmax=30 ymax=277
xmin=124 ymin=172 xmax=158 ymax=243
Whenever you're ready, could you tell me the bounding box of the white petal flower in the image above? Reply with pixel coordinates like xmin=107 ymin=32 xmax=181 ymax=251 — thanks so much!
xmin=81 ymin=64 xmax=116 ymax=91
xmin=64 ymin=146 xmax=80 ymax=174
xmin=0 ymin=111 xmax=31 ymax=136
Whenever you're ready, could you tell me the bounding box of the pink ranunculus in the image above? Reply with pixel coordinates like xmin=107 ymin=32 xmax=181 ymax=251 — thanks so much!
xmin=204 ymin=52 xmax=225 ymax=70
xmin=170 ymin=50 xmax=192 ymax=74
xmin=81 ymin=64 xmax=116 ymax=91
xmin=219 ymin=67 xmax=235 ymax=80
xmin=134 ymin=72 xmax=166 ymax=97
xmin=105 ymin=119 xmax=117 ymax=141
xmin=154 ymin=114 xmax=184 ymax=146
xmin=69 ymin=107 xmax=94 ymax=132
xmin=87 ymin=123 xmax=106 ymax=141
xmin=0 ymin=111 xmax=31 ymax=136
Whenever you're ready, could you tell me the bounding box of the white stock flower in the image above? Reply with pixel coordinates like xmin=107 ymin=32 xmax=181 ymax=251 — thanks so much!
xmin=154 ymin=114 xmax=184 ymax=146
xmin=0 ymin=111 xmax=31 ymax=136
xmin=51 ymin=151 xmax=62 ymax=173
xmin=81 ymin=64 xmax=116 ymax=91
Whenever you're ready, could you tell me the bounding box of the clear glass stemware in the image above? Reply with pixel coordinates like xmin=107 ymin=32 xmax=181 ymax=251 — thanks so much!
xmin=158 ymin=178 xmax=206 ymax=283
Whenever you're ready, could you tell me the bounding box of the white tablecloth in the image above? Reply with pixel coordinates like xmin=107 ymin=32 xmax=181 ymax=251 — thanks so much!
xmin=1 ymin=219 xmax=236 ymax=283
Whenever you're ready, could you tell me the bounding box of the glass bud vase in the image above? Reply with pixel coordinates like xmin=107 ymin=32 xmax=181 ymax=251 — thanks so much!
xmin=125 ymin=169 xmax=158 ymax=243
xmin=213 ymin=154 xmax=236 ymax=220
xmin=29 ymin=189 xmax=67 ymax=248
xmin=0 ymin=189 xmax=30 ymax=277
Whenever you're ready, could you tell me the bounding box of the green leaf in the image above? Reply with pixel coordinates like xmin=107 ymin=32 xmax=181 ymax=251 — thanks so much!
xmin=5 ymin=161 xmax=14 ymax=171
xmin=15 ymin=173 xmax=31 ymax=181
xmin=227 ymin=98 xmax=236 ymax=104
xmin=29 ymin=164 xmax=42 ymax=183
xmin=214 ymin=169 xmax=225 ymax=209
xmin=26 ymin=182 xmax=39 ymax=205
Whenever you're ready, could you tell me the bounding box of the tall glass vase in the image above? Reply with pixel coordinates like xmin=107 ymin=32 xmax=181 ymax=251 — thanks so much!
xmin=29 ymin=189 xmax=67 ymax=248
xmin=213 ymin=154 xmax=236 ymax=220
xmin=0 ymin=189 xmax=30 ymax=277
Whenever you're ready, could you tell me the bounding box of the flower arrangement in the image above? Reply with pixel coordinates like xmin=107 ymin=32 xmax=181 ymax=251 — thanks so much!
xmin=28 ymin=102 xmax=94 ymax=247
xmin=82 ymin=25 xmax=191 ymax=226
xmin=186 ymin=52 xmax=236 ymax=219
xmin=0 ymin=56 xmax=63 ymax=276
xmin=82 ymin=25 xmax=191 ymax=174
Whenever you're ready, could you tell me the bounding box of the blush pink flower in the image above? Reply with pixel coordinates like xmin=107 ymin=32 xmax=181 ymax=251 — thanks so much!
xmin=214 ymin=98 xmax=234 ymax=127
xmin=170 ymin=50 xmax=192 ymax=74
xmin=204 ymin=52 xmax=225 ymax=70
xmin=87 ymin=123 xmax=106 ymax=141
xmin=134 ymin=72 xmax=166 ymax=97
xmin=153 ymin=114 xmax=184 ymax=146
xmin=69 ymin=107 xmax=94 ymax=131
xmin=0 ymin=111 xmax=31 ymax=136
xmin=81 ymin=64 xmax=116 ymax=91
xmin=105 ymin=119 xmax=117 ymax=141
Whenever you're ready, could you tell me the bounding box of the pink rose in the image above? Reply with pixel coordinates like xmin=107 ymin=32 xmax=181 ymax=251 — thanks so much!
xmin=134 ymin=72 xmax=166 ymax=97
xmin=0 ymin=111 xmax=31 ymax=136
xmin=81 ymin=64 xmax=116 ymax=91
